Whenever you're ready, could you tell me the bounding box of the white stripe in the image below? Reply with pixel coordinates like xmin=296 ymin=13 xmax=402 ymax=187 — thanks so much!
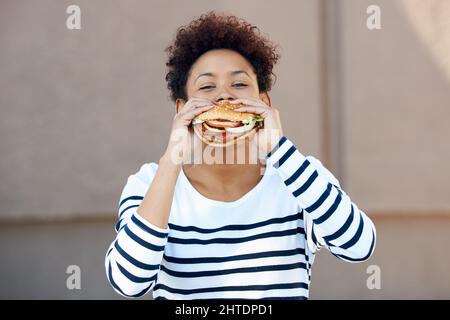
xmin=162 ymin=250 xmax=308 ymax=272
xmin=118 ymin=200 xmax=142 ymax=217
xmin=168 ymin=216 xmax=299 ymax=241
xmin=158 ymin=266 xmax=309 ymax=291
xmin=267 ymin=138 xmax=294 ymax=165
xmin=325 ymin=202 xmax=361 ymax=247
xmin=127 ymin=217 xmax=168 ymax=246
xmin=307 ymin=186 xmax=341 ymax=221
xmin=110 ymin=249 xmax=158 ymax=279
xmin=109 ymin=259 xmax=153 ymax=297
xmin=329 ymin=218 xmax=375 ymax=259
xmin=164 ymin=233 xmax=305 ymax=259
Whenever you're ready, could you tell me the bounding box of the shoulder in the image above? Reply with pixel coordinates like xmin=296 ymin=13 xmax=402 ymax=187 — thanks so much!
xmin=123 ymin=162 xmax=159 ymax=190
xmin=133 ymin=162 xmax=159 ymax=183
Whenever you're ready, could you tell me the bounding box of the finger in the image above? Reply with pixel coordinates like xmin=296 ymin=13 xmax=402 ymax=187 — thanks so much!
xmin=181 ymin=104 xmax=215 ymax=120
xmin=179 ymin=98 xmax=214 ymax=112
xmin=180 ymin=100 xmax=214 ymax=113
xmin=230 ymin=98 xmax=266 ymax=107
xmin=233 ymin=105 xmax=268 ymax=115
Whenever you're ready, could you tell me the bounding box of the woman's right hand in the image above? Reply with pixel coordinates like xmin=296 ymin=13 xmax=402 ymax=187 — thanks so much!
xmin=163 ymin=97 xmax=215 ymax=165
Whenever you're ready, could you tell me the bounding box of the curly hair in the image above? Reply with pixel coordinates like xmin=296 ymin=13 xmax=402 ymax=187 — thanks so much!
xmin=165 ymin=11 xmax=280 ymax=102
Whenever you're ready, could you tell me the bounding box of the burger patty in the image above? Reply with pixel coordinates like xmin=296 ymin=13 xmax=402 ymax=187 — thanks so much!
xmin=195 ymin=121 xmax=261 ymax=144
xmin=205 ymin=120 xmax=241 ymax=128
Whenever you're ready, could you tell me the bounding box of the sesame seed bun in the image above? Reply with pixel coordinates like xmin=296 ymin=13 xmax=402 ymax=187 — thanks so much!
xmin=194 ymin=100 xmax=254 ymax=122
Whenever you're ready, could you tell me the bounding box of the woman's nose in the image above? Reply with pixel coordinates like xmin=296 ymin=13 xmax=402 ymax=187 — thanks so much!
xmin=215 ymin=92 xmax=235 ymax=102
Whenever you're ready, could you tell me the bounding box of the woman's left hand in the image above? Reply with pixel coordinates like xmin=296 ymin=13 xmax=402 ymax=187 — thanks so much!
xmin=230 ymin=98 xmax=284 ymax=158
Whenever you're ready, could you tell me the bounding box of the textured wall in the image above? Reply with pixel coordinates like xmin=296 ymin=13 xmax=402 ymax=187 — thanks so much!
xmin=340 ymin=0 xmax=450 ymax=212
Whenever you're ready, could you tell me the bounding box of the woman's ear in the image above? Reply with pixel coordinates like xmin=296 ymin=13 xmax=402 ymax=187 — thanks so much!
xmin=175 ymin=98 xmax=186 ymax=113
xmin=259 ymin=92 xmax=272 ymax=107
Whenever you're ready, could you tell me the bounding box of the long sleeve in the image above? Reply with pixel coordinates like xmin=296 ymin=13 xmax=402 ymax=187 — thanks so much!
xmin=105 ymin=163 xmax=169 ymax=297
xmin=265 ymin=136 xmax=376 ymax=262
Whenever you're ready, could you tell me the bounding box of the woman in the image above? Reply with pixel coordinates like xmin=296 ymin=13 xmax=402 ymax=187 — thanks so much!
xmin=105 ymin=11 xmax=376 ymax=300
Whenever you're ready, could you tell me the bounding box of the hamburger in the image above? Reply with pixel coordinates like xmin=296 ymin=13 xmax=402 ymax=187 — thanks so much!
xmin=191 ymin=100 xmax=264 ymax=147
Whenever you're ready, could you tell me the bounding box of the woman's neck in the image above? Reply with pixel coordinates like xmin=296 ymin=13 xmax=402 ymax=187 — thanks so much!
xmin=182 ymin=140 xmax=266 ymax=191
xmin=183 ymin=162 xmax=265 ymax=191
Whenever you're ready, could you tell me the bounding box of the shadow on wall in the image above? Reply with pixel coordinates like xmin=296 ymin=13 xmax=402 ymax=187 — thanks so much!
xmin=400 ymin=0 xmax=450 ymax=84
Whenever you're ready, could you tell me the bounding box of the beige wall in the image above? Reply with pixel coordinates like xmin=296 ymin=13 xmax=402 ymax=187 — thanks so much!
xmin=1 ymin=0 xmax=449 ymax=299
xmin=341 ymin=0 xmax=450 ymax=212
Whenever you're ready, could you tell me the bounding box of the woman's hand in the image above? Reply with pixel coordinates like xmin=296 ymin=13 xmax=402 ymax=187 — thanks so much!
xmin=163 ymin=97 xmax=215 ymax=165
xmin=230 ymin=98 xmax=284 ymax=158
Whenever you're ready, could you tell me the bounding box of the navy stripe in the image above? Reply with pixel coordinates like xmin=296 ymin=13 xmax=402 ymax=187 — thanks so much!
xmin=119 ymin=196 xmax=144 ymax=209
xmin=119 ymin=204 xmax=139 ymax=218
xmin=131 ymin=214 xmax=168 ymax=238
xmin=305 ymin=183 xmax=332 ymax=212
xmin=293 ymin=171 xmax=318 ymax=197
xmin=124 ymin=225 xmax=165 ymax=251
xmin=114 ymin=241 xmax=160 ymax=271
xmin=334 ymin=230 xmax=376 ymax=262
xmin=311 ymin=226 xmax=318 ymax=247
xmin=163 ymin=247 xmax=306 ymax=264
xmin=314 ymin=191 xmax=342 ymax=224
xmin=160 ymin=262 xmax=307 ymax=278
xmin=323 ymin=204 xmax=355 ymax=242
xmin=115 ymin=218 xmax=125 ymax=233
xmin=168 ymin=227 xmax=304 ymax=245
xmin=106 ymin=247 xmax=113 ymax=257
xmin=284 ymin=160 xmax=310 ymax=186
xmin=266 ymin=136 xmax=287 ymax=158
xmin=115 ymin=206 xmax=138 ymax=229
xmin=275 ymin=145 xmax=296 ymax=168
xmin=116 ymin=261 xmax=157 ymax=284
xmin=154 ymin=282 xmax=309 ymax=295
xmin=169 ymin=212 xmax=301 ymax=234
xmin=339 ymin=214 xmax=364 ymax=250
xmin=108 ymin=261 xmax=151 ymax=297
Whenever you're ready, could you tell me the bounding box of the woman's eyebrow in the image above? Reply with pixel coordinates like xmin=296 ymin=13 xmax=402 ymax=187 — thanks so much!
xmin=195 ymin=72 xmax=214 ymax=83
xmin=195 ymin=70 xmax=251 ymax=84
xmin=229 ymin=70 xmax=250 ymax=78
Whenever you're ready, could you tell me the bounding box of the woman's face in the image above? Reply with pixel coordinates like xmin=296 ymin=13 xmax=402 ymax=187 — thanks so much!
xmin=184 ymin=49 xmax=261 ymax=103
xmin=179 ymin=49 xmax=270 ymax=159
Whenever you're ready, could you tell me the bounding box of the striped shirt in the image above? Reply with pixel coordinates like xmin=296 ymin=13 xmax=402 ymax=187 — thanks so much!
xmin=105 ymin=136 xmax=376 ymax=299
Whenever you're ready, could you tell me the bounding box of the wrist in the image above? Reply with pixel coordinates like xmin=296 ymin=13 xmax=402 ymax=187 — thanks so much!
xmin=159 ymin=151 xmax=183 ymax=170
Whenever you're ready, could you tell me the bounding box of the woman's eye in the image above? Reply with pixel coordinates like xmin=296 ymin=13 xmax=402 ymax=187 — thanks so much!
xmin=200 ymin=86 xmax=215 ymax=90
xmin=233 ymin=83 xmax=247 ymax=88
